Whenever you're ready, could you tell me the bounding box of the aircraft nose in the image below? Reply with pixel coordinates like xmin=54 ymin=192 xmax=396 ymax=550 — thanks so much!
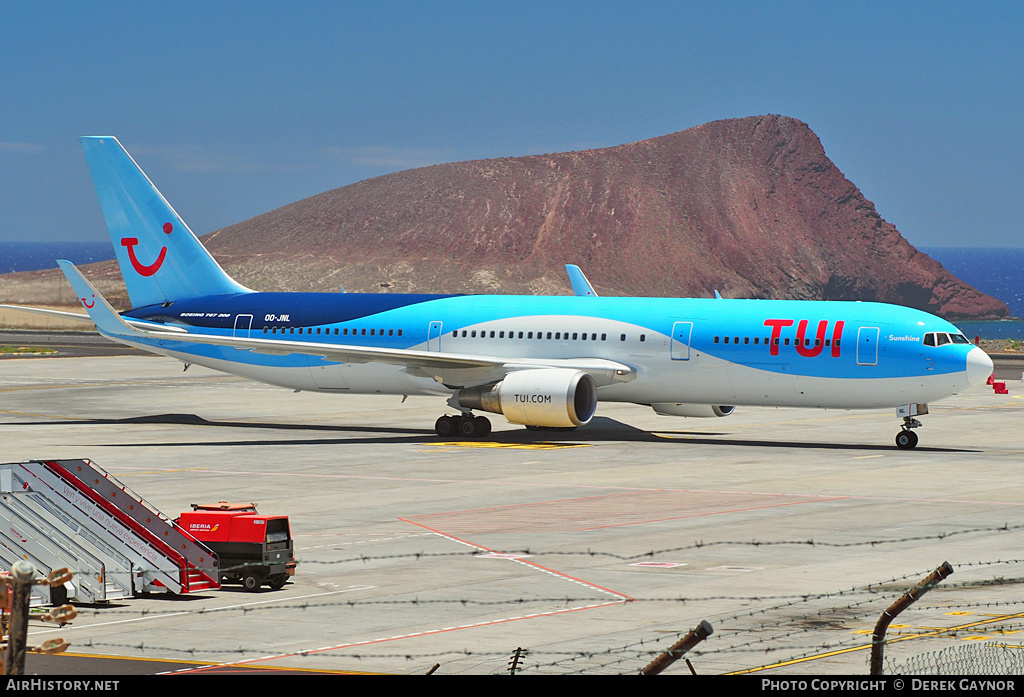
xmin=966 ymin=346 xmax=994 ymax=387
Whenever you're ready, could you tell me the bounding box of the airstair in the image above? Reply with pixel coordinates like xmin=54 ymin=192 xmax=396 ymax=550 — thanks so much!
xmin=0 ymin=459 xmax=220 ymax=605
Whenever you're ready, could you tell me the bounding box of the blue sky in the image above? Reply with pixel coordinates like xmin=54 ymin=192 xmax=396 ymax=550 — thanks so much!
xmin=2 ymin=1 xmax=1022 ymax=247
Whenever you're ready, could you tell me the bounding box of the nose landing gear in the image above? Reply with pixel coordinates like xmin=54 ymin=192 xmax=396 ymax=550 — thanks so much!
xmin=895 ymin=427 xmax=919 ymax=449
xmin=894 ymin=403 xmax=927 ymax=449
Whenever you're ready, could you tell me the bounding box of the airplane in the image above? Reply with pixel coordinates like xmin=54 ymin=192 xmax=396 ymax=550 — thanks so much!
xmin=3 ymin=136 xmax=995 ymax=449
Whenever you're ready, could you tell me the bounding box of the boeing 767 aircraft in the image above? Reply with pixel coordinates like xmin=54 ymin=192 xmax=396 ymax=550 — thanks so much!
xmin=4 ymin=137 xmax=994 ymax=448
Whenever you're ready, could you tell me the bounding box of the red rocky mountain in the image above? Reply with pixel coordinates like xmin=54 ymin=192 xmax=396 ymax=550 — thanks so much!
xmin=0 ymin=115 xmax=1008 ymax=319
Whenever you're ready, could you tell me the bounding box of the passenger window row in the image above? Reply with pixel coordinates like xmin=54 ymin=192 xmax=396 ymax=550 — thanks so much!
xmin=713 ymin=336 xmax=840 ymax=348
xmin=263 ymin=326 xmax=404 ymax=337
xmin=255 ymin=324 xmax=660 ymax=345
xmin=450 ymin=330 xmax=648 ymax=342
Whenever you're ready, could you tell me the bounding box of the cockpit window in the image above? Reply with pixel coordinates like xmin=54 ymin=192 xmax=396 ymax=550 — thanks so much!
xmin=924 ymin=331 xmax=970 ymax=347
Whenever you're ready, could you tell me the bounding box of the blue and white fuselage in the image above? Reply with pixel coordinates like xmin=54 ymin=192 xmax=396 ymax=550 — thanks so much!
xmin=119 ymin=292 xmax=988 ymax=411
xmin=9 ymin=136 xmax=993 ymax=448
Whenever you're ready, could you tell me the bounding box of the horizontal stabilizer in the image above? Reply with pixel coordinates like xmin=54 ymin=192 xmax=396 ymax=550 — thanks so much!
xmin=0 ymin=304 xmax=94 ymax=324
xmin=0 ymin=302 xmax=189 ymax=333
xmin=57 ymin=260 xmax=143 ymax=337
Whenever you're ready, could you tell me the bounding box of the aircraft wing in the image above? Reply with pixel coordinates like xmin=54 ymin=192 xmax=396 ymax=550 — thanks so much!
xmin=56 ymin=261 xmax=636 ymax=388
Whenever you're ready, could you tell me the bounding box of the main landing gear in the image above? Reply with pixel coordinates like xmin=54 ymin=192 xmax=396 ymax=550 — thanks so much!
xmin=894 ymin=403 xmax=927 ymax=450
xmin=435 ymin=413 xmax=491 ymax=438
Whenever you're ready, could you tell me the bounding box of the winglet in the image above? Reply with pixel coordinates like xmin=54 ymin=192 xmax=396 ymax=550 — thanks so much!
xmin=565 ymin=264 xmax=598 ymax=297
xmin=57 ymin=260 xmax=141 ymax=338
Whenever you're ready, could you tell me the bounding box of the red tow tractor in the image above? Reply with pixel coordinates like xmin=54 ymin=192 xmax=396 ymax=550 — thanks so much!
xmin=177 ymin=502 xmax=296 ymax=591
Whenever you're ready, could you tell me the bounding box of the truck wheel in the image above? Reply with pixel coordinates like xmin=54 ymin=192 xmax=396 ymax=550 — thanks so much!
xmin=242 ymin=574 xmax=263 ymax=592
xmin=269 ymin=574 xmax=288 ymax=590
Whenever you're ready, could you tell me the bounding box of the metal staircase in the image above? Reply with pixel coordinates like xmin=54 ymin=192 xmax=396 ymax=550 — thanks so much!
xmin=0 ymin=459 xmax=220 ymax=604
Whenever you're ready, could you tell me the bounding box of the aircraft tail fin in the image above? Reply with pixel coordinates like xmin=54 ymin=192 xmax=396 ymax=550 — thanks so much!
xmin=80 ymin=136 xmax=251 ymax=308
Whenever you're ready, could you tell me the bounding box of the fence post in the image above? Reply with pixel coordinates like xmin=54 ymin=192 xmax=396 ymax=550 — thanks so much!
xmin=4 ymin=561 xmax=37 ymax=675
xmin=870 ymin=562 xmax=954 ymax=675
xmin=641 ymin=620 xmax=713 ymax=675
xmin=508 ymin=647 xmax=525 ymax=675
xmin=1 ymin=564 xmax=74 ymax=675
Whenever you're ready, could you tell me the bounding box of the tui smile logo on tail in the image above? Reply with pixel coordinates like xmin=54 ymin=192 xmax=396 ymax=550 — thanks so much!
xmin=120 ymin=222 xmax=173 ymax=276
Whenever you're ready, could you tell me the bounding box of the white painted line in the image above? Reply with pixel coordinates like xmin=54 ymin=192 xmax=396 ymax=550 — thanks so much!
xmin=33 ymin=586 xmax=377 ymax=635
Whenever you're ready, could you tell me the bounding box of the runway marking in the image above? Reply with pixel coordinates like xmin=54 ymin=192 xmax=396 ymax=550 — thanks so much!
xmin=172 ymin=523 xmax=633 ymax=672
xmin=0 ymin=410 xmax=81 ymax=420
xmin=398 ymin=519 xmax=633 ymax=601
xmin=299 ymin=532 xmax=434 ymax=551
xmin=173 ymin=597 xmax=627 ymax=674
xmin=30 ymin=587 xmax=375 ymax=636
xmin=115 ymin=468 xmax=210 ymax=476
xmin=146 ymin=513 xmax=640 ymax=672
xmin=428 ymin=441 xmax=590 ymax=450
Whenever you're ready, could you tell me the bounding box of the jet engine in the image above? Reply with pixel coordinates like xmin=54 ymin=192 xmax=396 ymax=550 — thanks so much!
xmin=456 ymin=369 xmax=597 ymax=428
xmin=651 ymin=403 xmax=736 ymax=418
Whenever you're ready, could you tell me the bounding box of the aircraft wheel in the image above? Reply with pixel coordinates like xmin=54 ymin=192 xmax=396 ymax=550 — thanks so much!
xmin=435 ymin=415 xmax=457 ymax=437
xmin=475 ymin=416 xmax=491 ymax=436
xmin=895 ymin=430 xmax=918 ymax=449
xmin=457 ymin=415 xmax=479 ymax=437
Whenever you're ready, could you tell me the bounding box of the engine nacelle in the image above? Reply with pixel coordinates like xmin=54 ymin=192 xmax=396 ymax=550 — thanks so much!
xmin=457 ymin=369 xmax=598 ymax=428
xmin=651 ymin=403 xmax=736 ymax=418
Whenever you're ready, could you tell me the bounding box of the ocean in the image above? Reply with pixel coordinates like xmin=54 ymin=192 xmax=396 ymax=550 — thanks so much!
xmin=2 ymin=242 xmax=1022 ymax=337
xmin=922 ymin=247 xmax=1024 ymax=340
xmin=1 ymin=241 xmax=115 ymax=274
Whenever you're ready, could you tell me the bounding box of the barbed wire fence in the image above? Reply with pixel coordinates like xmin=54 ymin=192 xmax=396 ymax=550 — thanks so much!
xmin=28 ymin=522 xmax=1024 ymax=674
xmin=887 ymin=641 xmax=1024 ymax=676
xmin=48 ymin=576 xmax=1024 ymax=675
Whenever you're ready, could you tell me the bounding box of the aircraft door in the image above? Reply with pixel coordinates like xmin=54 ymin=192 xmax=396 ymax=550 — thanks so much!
xmin=857 ymin=326 xmax=879 ymax=365
xmin=427 ymin=321 xmax=443 ymax=352
xmin=233 ymin=314 xmax=253 ymax=339
xmin=670 ymin=321 xmax=694 ymax=360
